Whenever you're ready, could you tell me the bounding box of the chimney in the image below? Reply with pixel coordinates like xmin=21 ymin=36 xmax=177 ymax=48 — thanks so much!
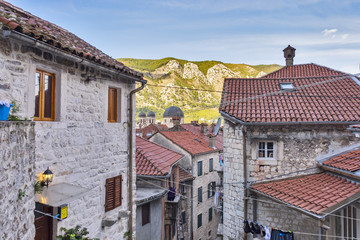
xmin=201 ymin=123 xmax=208 ymax=135
xmin=210 ymin=123 xmax=216 ymax=133
xmin=208 ymin=133 xmax=216 ymax=149
xmin=283 ymin=45 xmax=296 ymax=66
xmin=191 ymin=120 xmax=199 ymax=126
xmin=172 ymin=116 xmax=181 ymax=126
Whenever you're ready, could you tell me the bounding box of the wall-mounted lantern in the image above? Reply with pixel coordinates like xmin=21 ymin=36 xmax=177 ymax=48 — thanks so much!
xmin=42 ymin=167 xmax=53 ymax=188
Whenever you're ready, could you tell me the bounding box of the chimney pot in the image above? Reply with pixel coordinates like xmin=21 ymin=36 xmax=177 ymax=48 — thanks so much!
xmin=208 ymin=134 xmax=216 ymax=149
xmin=283 ymin=45 xmax=296 ymax=66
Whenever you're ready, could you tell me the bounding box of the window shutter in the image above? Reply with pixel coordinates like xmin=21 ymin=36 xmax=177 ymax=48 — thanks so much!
xmin=105 ymin=175 xmax=122 ymax=212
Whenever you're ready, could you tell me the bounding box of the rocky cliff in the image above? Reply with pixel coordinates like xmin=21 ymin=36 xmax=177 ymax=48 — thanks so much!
xmin=118 ymin=57 xmax=281 ymax=122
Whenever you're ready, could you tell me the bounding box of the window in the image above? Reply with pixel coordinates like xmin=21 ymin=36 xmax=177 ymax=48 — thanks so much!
xmin=208 ymin=208 xmax=213 ymax=221
xmin=209 ymin=158 xmax=213 ymax=172
xmin=142 ymin=203 xmax=150 ymax=226
xmin=198 ymin=187 xmax=203 ymax=203
xmin=336 ymin=205 xmax=360 ymax=239
xmin=34 ymin=70 xmax=55 ymax=121
xmin=105 ymin=175 xmax=122 ymax=212
xmin=280 ymin=82 xmax=295 ymax=91
xmin=258 ymin=141 xmax=275 ymax=159
xmin=197 ymin=213 xmax=202 ymax=228
xmin=197 ymin=161 xmax=203 ymax=176
xmin=181 ymin=211 xmax=186 ymax=224
xmin=108 ymin=88 xmax=117 ymax=122
xmin=208 ymin=182 xmax=216 ymax=198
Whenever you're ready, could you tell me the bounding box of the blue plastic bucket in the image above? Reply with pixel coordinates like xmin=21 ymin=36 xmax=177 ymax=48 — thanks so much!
xmin=0 ymin=104 xmax=12 ymax=121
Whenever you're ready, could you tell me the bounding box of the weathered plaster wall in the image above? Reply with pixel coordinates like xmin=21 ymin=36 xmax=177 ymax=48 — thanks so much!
xmin=222 ymin=120 xmax=358 ymax=240
xmin=136 ymin=199 xmax=163 ymax=240
xmin=0 ymin=121 xmax=36 ymax=240
xmin=0 ymin=33 xmax=136 ymax=239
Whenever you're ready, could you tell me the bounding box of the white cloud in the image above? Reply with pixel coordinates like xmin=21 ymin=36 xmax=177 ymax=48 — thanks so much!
xmin=321 ymin=28 xmax=338 ymax=36
xmin=341 ymin=34 xmax=350 ymax=40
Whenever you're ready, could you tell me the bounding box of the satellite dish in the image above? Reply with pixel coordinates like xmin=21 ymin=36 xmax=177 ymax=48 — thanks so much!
xmin=214 ymin=117 xmax=221 ymax=136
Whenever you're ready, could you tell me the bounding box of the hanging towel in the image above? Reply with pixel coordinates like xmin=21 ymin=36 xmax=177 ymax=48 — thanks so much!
xmin=264 ymin=226 xmax=271 ymax=240
xmin=214 ymin=192 xmax=218 ymax=206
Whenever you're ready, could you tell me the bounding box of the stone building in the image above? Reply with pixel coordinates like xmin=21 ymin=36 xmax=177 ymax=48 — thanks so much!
xmin=150 ymin=120 xmax=223 ymax=240
xmin=0 ymin=1 xmax=145 ymax=239
xmin=135 ymin=136 xmax=194 ymax=240
xmin=136 ymin=111 xmax=156 ymax=129
xmin=219 ymin=46 xmax=360 ymax=239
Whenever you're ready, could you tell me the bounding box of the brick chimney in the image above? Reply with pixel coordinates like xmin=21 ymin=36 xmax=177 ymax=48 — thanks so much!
xmin=283 ymin=45 xmax=296 ymax=66
xmin=172 ymin=116 xmax=181 ymax=126
xmin=208 ymin=133 xmax=216 ymax=149
xmin=201 ymin=123 xmax=208 ymax=135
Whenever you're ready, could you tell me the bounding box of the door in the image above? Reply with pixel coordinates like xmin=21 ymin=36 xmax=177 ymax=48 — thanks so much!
xmin=35 ymin=202 xmax=53 ymax=240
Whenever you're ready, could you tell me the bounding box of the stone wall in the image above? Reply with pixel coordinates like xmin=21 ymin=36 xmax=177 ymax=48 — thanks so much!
xmin=222 ymin=120 xmax=358 ymax=240
xmin=0 ymin=32 xmax=137 ymax=239
xmin=0 ymin=121 xmax=36 ymax=240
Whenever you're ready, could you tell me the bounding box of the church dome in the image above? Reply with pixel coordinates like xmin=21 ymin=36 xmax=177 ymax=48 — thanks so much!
xmin=163 ymin=106 xmax=184 ymax=118
xmin=147 ymin=111 xmax=156 ymax=117
xmin=138 ymin=112 xmax=146 ymax=118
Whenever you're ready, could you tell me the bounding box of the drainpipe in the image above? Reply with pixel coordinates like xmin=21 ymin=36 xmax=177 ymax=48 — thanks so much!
xmin=128 ymin=81 xmax=146 ymax=239
xmin=242 ymin=126 xmax=248 ymax=240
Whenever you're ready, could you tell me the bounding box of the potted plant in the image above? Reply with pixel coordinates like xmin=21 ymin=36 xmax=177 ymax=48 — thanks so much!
xmin=0 ymin=100 xmax=12 ymax=121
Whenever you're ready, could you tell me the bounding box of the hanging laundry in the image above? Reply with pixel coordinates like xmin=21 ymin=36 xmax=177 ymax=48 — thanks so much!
xmin=270 ymin=228 xmax=294 ymax=240
xmin=219 ymin=155 xmax=223 ymax=166
xmin=264 ymin=226 xmax=271 ymax=240
xmin=250 ymin=221 xmax=261 ymax=234
xmin=214 ymin=192 xmax=218 ymax=206
xmin=260 ymin=225 xmax=266 ymax=237
xmin=243 ymin=219 xmax=252 ymax=233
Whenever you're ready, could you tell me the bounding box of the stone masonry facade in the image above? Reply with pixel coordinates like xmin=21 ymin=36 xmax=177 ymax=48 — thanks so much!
xmin=222 ymin=119 xmax=358 ymax=240
xmin=0 ymin=121 xmax=36 ymax=240
xmin=0 ymin=32 xmax=137 ymax=239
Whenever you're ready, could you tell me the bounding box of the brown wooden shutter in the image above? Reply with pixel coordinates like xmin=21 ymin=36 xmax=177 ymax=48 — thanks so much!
xmin=105 ymin=175 xmax=122 ymax=212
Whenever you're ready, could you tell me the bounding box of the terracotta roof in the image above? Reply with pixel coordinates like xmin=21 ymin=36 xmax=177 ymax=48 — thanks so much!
xmin=139 ymin=124 xmax=168 ymax=139
xmin=181 ymin=124 xmax=223 ymax=150
xmin=160 ymin=130 xmax=218 ymax=155
xmin=262 ymin=63 xmax=345 ymax=78
xmin=179 ymin=167 xmax=194 ymax=182
xmin=0 ymin=1 xmax=142 ymax=79
xmin=251 ymin=172 xmax=360 ymax=216
xmin=220 ymin=64 xmax=360 ymax=124
xmin=323 ymin=148 xmax=360 ymax=172
xmin=136 ymin=137 xmax=183 ymax=176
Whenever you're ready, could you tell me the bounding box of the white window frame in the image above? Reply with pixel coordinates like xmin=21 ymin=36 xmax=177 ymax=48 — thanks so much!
xmin=257 ymin=141 xmax=276 ymax=160
xmin=340 ymin=205 xmax=360 ymax=239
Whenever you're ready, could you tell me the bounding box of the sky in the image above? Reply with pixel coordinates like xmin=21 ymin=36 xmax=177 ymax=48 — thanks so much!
xmin=10 ymin=0 xmax=360 ymax=73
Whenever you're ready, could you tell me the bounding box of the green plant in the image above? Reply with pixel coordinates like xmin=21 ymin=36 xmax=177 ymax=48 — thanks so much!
xmin=8 ymin=100 xmax=22 ymax=121
xmin=56 ymin=226 xmax=99 ymax=240
xmin=34 ymin=181 xmax=44 ymax=194
xmin=18 ymin=188 xmax=26 ymax=200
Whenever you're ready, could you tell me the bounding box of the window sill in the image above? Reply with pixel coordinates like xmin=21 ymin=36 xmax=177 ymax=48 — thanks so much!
xmin=257 ymin=158 xmax=277 ymax=166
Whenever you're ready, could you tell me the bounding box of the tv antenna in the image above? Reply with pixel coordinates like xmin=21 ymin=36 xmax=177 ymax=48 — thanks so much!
xmin=214 ymin=117 xmax=222 ymax=136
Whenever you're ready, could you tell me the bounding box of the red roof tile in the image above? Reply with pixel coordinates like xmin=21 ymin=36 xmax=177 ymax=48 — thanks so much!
xmin=181 ymin=124 xmax=223 ymax=150
xmin=179 ymin=167 xmax=194 ymax=182
xmin=0 ymin=1 xmax=142 ymax=79
xmin=160 ymin=130 xmax=218 ymax=155
xmin=262 ymin=63 xmax=345 ymax=78
xmin=138 ymin=124 xmax=168 ymax=139
xmin=220 ymin=64 xmax=360 ymax=123
xmin=323 ymin=148 xmax=360 ymax=172
xmin=251 ymin=173 xmax=360 ymax=215
xmin=136 ymin=137 xmax=183 ymax=176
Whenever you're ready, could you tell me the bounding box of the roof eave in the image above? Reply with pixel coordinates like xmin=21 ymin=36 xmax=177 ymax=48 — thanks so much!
xmin=220 ymin=111 xmax=360 ymax=126
xmin=6 ymin=29 xmax=146 ymax=83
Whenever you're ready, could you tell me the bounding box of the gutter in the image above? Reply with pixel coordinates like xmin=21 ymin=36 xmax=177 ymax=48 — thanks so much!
xmin=220 ymin=111 xmax=360 ymax=126
xmin=4 ymin=30 xmax=146 ymax=83
xmin=128 ymin=81 xmax=146 ymax=239
xmin=242 ymin=127 xmax=248 ymax=240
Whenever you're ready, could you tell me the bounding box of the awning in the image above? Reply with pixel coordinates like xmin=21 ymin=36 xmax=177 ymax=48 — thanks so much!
xmin=35 ymin=182 xmax=90 ymax=207
xmin=135 ymin=187 xmax=167 ymax=206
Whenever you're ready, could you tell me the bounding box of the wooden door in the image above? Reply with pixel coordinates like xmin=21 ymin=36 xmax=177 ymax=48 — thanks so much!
xmin=35 ymin=203 xmax=53 ymax=240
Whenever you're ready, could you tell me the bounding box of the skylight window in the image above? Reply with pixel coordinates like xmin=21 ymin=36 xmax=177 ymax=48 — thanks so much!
xmin=280 ymin=82 xmax=295 ymax=91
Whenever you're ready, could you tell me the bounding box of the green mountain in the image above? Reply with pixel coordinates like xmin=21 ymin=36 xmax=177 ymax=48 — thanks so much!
xmin=118 ymin=57 xmax=282 ymax=123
